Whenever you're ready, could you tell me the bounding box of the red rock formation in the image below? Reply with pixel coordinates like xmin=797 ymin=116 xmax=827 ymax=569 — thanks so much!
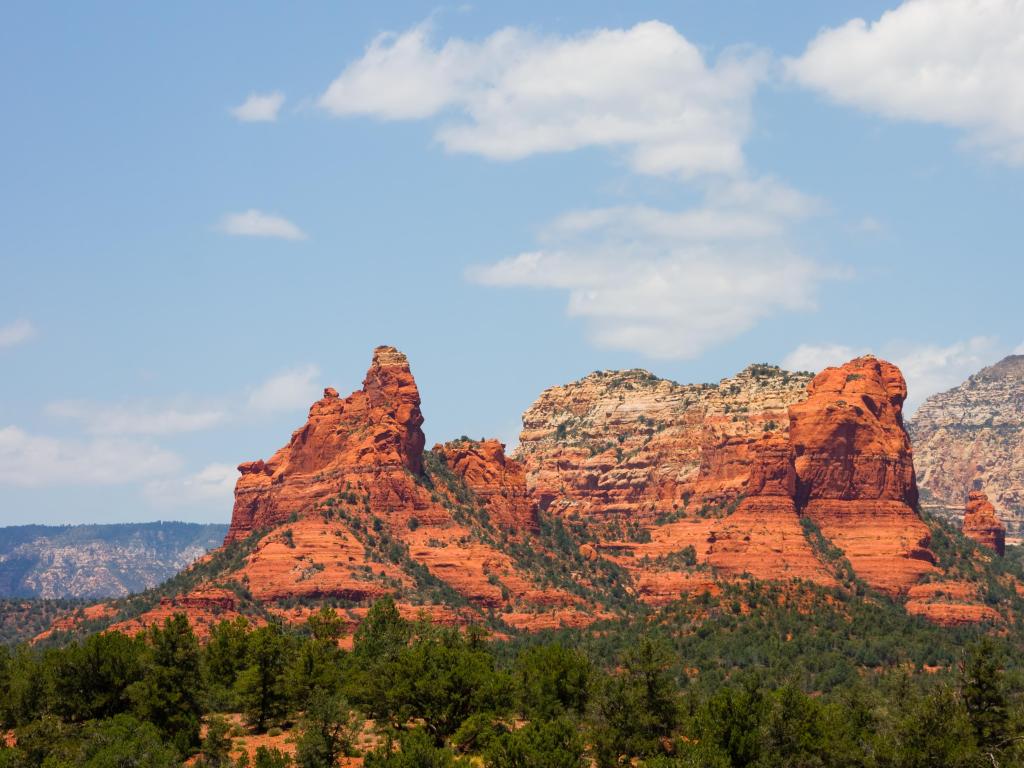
xmin=963 ymin=490 xmax=1006 ymax=556
xmin=432 ymin=439 xmax=537 ymax=533
xmin=216 ymin=346 xmax=589 ymax=634
xmin=788 ymin=356 xmax=937 ymax=594
xmin=227 ymin=346 xmax=427 ymax=542
xmin=705 ymin=434 xmax=836 ymax=586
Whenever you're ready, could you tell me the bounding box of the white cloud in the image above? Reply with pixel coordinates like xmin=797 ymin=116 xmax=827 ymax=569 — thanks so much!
xmin=218 ymin=210 xmax=307 ymax=240
xmin=782 ymin=343 xmax=867 ymax=373
xmin=320 ymin=21 xmax=768 ymax=177
xmin=230 ymin=91 xmax=285 ymax=122
xmin=46 ymin=401 xmax=226 ymax=436
xmin=787 ymin=0 xmax=1024 ymax=164
xmin=781 ymin=336 xmax=1003 ymax=412
xmin=0 ymin=426 xmax=181 ymax=487
xmin=247 ymin=364 xmax=321 ymax=412
xmin=1015 ymin=341 xmax=1024 ymax=354
xmin=0 ymin=319 xmax=35 ymax=348
xmin=144 ymin=463 xmax=237 ymax=508
xmin=470 ymin=177 xmax=838 ymax=359
xmin=857 ymin=216 xmax=883 ymax=233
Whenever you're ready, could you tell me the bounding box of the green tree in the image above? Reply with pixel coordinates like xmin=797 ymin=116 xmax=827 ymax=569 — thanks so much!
xmin=200 ymin=715 xmax=235 ymax=768
xmin=484 ymin=717 xmax=584 ymax=768
xmin=129 ymin=614 xmax=205 ymax=755
xmin=205 ymin=617 xmax=251 ymax=709
xmin=961 ymin=638 xmax=1010 ymax=756
xmin=295 ymin=690 xmax=357 ymax=768
xmin=345 ymin=598 xmax=411 ymax=722
xmin=50 ymin=631 xmax=145 ymax=723
xmin=588 ymin=638 xmax=679 ymax=767
xmin=364 ymin=728 xmax=459 ymax=768
xmin=513 ymin=644 xmax=590 ymax=721
xmin=399 ymin=627 xmax=506 ymax=745
xmin=237 ymin=623 xmax=291 ymax=732
xmin=253 ymin=745 xmax=293 ymax=768
xmin=3 ymin=645 xmax=48 ymax=727
xmin=289 ymin=609 xmax=345 ymax=708
xmin=882 ymin=685 xmax=977 ymax=768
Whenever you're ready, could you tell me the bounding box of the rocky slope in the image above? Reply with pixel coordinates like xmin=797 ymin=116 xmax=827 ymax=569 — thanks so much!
xmin=51 ymin=349 xmax=1020 ymax=639
xmin=0 ymin=522 xmax=225 ymax=599
xmin=909 ymin=355 xmax=1024 ymax=537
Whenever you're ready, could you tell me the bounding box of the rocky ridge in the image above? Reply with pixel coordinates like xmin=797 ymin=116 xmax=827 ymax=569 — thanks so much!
xmin=51 ymin=349 xmax=1020 ymax=640
xmin=909 ymin=355 xmax=1024 ymax=537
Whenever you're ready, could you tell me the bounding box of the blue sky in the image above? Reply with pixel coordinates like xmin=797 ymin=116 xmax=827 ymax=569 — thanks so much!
xmin=2 ymin=1 xmax=1022 ymax=525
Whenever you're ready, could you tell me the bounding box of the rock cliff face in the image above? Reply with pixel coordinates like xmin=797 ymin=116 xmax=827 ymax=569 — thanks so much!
xmin=909 ymin=355 xmax=1024 ymax=537
xmin=788 ymin=356 xmax=937 ymax=594
xmin=963 ymin=491 xmax=1006 ymax=556
xmin=514 ymin=365 xmax=813 ymax=521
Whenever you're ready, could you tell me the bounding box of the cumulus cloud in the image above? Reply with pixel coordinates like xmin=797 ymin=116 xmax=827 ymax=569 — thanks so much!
xmin=46 ymin=401 xmax=226 ymax=436
xmin=470 ymin=177 xmax=838 ymax=359
xmin=247 ymin=364 xmax=321 ymax=413
xmin=0 ymin=319 xmax=35 ymax=348
xmin=781 ymin=336 xmax=1003 ymax=412
xmin=218 ymin=210 xmax=307 ymax=240
xmin=889 ymin=336 xmax=1001 ymax=411
xmin=230 ymin=91 xmax=285 ymax=122
xmin=320 ymin=20 xmax=768 ymax=177
xmin=1015 ymin=341 xmax=1024 ymax=354
xmin=144 ymin=463 xmax=238 ymax=508
xmin=787 ymin=0 xmax=1024 ymax=164
xmin=0 ymin=426 xmax=181 ymax=487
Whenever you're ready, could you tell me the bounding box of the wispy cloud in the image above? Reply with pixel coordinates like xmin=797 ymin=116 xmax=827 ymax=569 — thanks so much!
xmin=0 ymin=319 xmax=35 ymax=348
xmin=787 ymin=0 xmax=1024 ymax=165
xmin=320 ymin=21 xmax=767 ymax=177
xmin=0 ymin=426 xmax=181 ymax=487
xmin=471 ymin=177 xmax=838 ymax=359
xmin=247 ymin=364 xmax=321 ymax=413
xmin=144 ymin=463 xmax=238 ymax=508
xmin=46 ymin=401 xmax=227 ymax=436
xmin=218 ymin=209 xmax=307 ymax=240
xmin=230 ymin=91 xmax=285 ymax=122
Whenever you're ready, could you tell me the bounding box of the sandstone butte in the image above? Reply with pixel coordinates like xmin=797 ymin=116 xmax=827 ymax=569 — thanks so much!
xmin=70 ymin=348 xmax=1012 ymax=640
xmin=963 ymin=490 xmax=1007 ymax=556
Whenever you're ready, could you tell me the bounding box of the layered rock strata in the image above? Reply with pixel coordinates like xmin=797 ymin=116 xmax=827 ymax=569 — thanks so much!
xmin=515 ymin=365 xmax=814 ymax=521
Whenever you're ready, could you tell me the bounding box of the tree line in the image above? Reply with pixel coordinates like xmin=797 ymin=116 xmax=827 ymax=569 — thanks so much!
xmin=2 ymin=596 xmax=1023 ymax=767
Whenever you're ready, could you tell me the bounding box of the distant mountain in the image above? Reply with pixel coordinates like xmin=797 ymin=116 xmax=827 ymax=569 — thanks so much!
xmin=909 ymin=355 xmax=1024 ymax=536
xmin=0 ymin=522 xmax=227 ymax=598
